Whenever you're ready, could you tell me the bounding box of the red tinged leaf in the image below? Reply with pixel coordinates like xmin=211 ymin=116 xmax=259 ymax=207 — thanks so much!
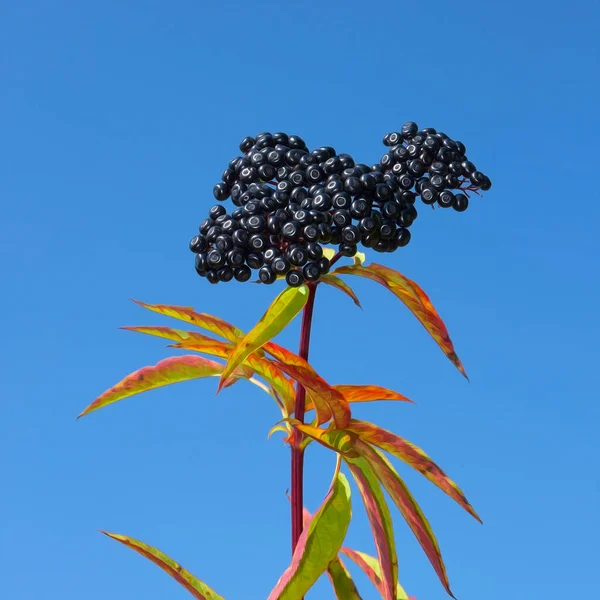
xmin=122 ymin=326 xmax=295 ymax=415
xmin=267 ymin=470 xmax=352 ymax=600
xmin=356 ymin=441 xmax=455 ymax=598
xmin=292 ymin=424 xmax=398 ymax=600
xmin=340 ymin=548 xmax=410 ymax=600
xmin=345 ymin=458 xmax=398 ymax=600
xmin=334 ymin=385 xmax=413 ymax=405
xmin=79 ymin=355 xmax=224 ymax=417
xmin=320 ymin=274 xmax=362 ymax=308
xmin=346 ymin=419 xmax=481 ymax=522
xmin=332 ymin=263 xmax=468 ymax=379
xmin=132 ymin=300 xmax=244 ymax=343
xmin=218 ymin=285 xmax=309 ymax=392
xmin=268 ymin=343 xmax=350 ymax=427
xmin=102 ymin=532 xmax=225 ymax=600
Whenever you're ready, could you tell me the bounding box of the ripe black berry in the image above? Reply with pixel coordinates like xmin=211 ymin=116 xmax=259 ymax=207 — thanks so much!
xmin=218 ymin=266 xmax=234 ymax=282
xmin=317 ymin=257 xmax=331 ymax=275
xmin=234 ymin=265 xmax=252 ymax=282
xmin=246 ymin=252 xmax=264 ymax=269
xmin=282 ymin=221 xmax=301 ymax=240
xmin=206 ymin=270 xmax=219 ymax=284
xmin=249 ymin=234 xmax=267 ymax=251
xmin=394 ymin=227 xmax=411 ymax=247
xmin=272 ymin=256 xmax=291 ymax=275
xmin=215 ymin=234 xmax=234 ymax=252
xmin=339 ymin=243 xmax=357 ymax=257
xmin=437 ymin=190 xmax=455 ymax=208
xmin=454 ymin=193 xmax=469 ymax=212
xmin=239 ymin=136 xmax=255 ymax=153
xmin=190 ymin=235 xmax=207 ymax=253
xmin=303 ymin=262 xmax=321 ymax=282
xmin=286 ymin=270 xmax=304 ymax=287
xmin=207 ymin=248 xmax=226 ymax=269
xmin=258 ymin=266 xmax=277 ymax=284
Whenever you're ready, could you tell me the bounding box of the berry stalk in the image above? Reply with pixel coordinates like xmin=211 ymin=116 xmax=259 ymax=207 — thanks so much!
xmin=291 ymin=282 xmax=317 ymax=555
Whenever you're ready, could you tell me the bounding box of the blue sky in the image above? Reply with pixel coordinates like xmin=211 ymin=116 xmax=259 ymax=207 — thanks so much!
xmin=1 ymin=1 xmax=599 ymax=598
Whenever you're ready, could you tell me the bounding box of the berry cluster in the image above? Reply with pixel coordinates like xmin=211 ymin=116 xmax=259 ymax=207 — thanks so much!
xmin=190 ymin=123 xmax=491 ymax=285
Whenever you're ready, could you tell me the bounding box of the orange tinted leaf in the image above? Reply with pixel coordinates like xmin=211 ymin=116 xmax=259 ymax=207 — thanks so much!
xmin=102 ymin=532 xmax=224 ymax=600
xmin=356 ymin=441 xmax=454 ymax=598
xmin=320 ymin=275 xmax=362 ymax=308
xmin=218 ymin=285 xmax=309 ymax=391
xmin=79 ymin=356 xmax=224 ymax=417
xmin=334 ymin=385 xmax=413 ymax=405
xmin=132 ymin=300 xmax=244 ymax=343
xmin=340 ymin=548 xmax=410 ymax=599
xmin=332 ymin=264 xmax=467 ymax=379
xmin=123 ymin=326 xmax=295 ymax=415
xmin=270 ymin=346 xmax=350 ymax=427
xmin=347 ymin=419 xmax=481 ymax=522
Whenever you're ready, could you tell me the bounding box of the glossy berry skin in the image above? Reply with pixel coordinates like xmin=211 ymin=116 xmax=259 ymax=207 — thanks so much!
xmin=258 ymin=266 xmax=277 ymax=284
xmin=193 ymin=126 xmax=491 ymax=285
xmin=246 ymin=252 xmax=264 ymax=269
xmin=234 ymin=265 xmax=252 ymax=282
xmin=206 ymin=270 xmax=219 ymax=284
xmin=339 ymin=243 xmax=357 ymax=257
xmin=317 ymin=257 xmax=331 ymax=275
xmin=218 ymin=266 xmax=234 ymax=282
xmin=239 ymin=136 xmax=255 ymax=153
xmin=215 ymin=235 xmax=234 ymax=253
xmin=394 ymin=227 xmax=411 ymax=247
xmin=306 ymin=242 xmax=323 ymax=261
xmin=454 ymin=193 xmax=469 ymax=212
xmin=190 ymin=235 xmax=207 ymax=253
xmin=287 ymin=244 xmax=308 ymax=266
xmin=207 ymin=249 xmax=226 ymax=269
xmin=213 ymin=183 xmax=230 ymax=201
xmin=286 ymin=270 xmax=304 ymax=287
xmin=342 ymin=225 xmax=361 ymax=244
xmin=272 ymin=256 xmax=291 ymax=275
xmin=437 ymin=190 xmax=455 ymax=208
xmin=303 ymin=262 xmax=321 ymax=282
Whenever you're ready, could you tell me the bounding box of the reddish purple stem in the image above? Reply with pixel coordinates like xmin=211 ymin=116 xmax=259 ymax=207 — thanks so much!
xmin=291 ymin=282 xmax=317 ymax=554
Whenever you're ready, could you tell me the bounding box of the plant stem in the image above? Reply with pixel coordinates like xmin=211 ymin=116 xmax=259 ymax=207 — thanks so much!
xmin=291 ymin=282 xmax=318 ymax=554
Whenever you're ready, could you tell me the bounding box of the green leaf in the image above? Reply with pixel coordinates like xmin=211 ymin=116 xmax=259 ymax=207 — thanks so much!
xmin=218 ymin=285 xmax=309 ymax=391
xmin=320 ymin=274 xmax=362 ymax=308
xmin=341 ymin=548 xmax=410 ymax=600
xmin=267 ymin=469 xmax=352 ymax=600
xmin=102 ymin=531 xmax=225 ymax=600
xmin=327 ymin=556 xmax=363 ymax=599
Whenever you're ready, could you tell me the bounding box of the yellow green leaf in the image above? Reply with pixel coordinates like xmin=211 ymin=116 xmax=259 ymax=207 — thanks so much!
xmin=102 ymin=531 xmax=225 ymax=600
xmin=327 ymin=556 xmax=363 ymax=599
xmin=218 ymin=285 xmax=309 ymax=391
xmin=267 ymin=470 xmax=352 ymax=600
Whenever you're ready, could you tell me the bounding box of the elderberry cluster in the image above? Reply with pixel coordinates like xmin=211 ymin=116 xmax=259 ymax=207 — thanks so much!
xmin=189 ymin=124 xmax=491 ymax=286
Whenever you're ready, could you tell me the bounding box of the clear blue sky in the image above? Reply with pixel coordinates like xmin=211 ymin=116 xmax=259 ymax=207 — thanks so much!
xmin=1 ymin=1 xmax=598 ymax=598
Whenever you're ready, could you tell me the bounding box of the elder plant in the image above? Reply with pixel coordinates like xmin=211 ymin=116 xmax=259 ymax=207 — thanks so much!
xmin=81 ymin=123 xmax=491 ymax=599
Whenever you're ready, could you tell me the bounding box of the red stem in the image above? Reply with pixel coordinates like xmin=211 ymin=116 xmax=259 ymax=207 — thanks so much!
xmin=291 ymin=282 xmax=318 ymax=554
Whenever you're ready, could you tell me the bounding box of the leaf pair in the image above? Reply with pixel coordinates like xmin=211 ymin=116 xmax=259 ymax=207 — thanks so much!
xmin=290 ymin=420 xmax=481 ymax=598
